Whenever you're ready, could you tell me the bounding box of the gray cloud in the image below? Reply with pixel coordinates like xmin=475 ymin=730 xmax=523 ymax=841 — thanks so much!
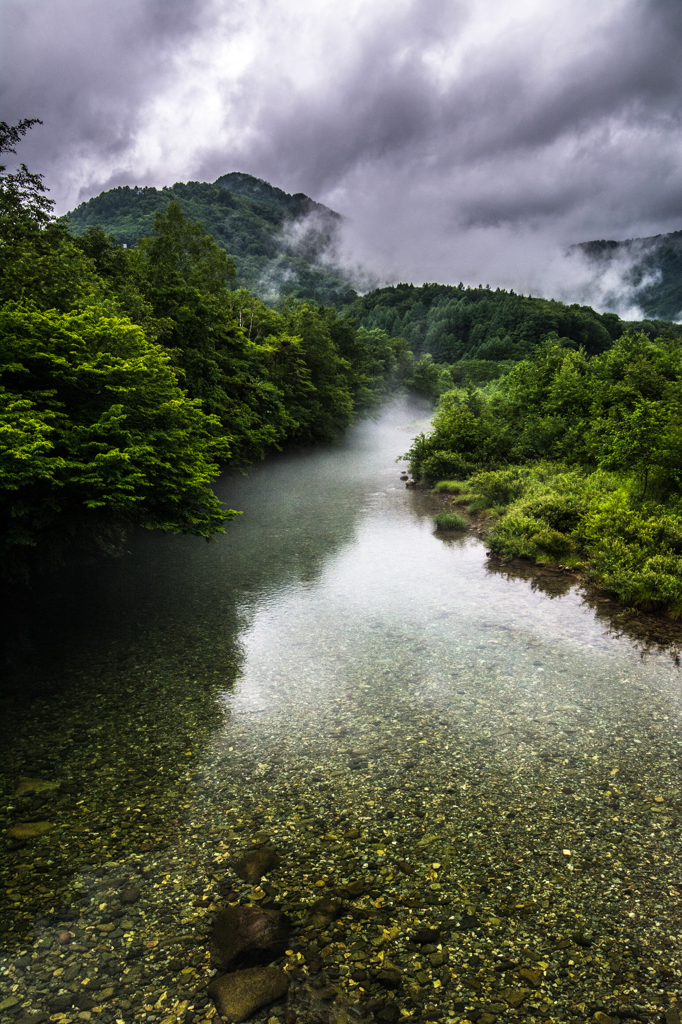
xmin=2 ymin=0 xmax=682 ymax=309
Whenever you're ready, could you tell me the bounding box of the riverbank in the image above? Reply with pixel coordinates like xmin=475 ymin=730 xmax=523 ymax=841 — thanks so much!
xmin=430 ymin=468 xmax=682 ymax=625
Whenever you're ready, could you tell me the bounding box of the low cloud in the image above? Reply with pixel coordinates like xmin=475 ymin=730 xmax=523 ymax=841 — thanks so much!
xmin=2 ymin=0 xmax=682 ymax=306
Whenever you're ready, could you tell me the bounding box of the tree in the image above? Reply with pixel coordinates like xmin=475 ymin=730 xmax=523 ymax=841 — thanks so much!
xmin=0 ymin=304 xmax=234 ymax=576
xmin=0 ymin=118 xmax=53 ymax=228
xmin=596 ymin=398 xmax=680 ymax=496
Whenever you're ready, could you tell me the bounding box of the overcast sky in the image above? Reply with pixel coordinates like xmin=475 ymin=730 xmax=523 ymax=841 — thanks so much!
xmin=2 ymin=0 xmax=681 ymax=306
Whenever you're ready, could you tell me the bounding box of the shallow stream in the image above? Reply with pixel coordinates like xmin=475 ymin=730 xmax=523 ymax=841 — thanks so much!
xmin=1 ymin=398 xmax=681 ymax=1024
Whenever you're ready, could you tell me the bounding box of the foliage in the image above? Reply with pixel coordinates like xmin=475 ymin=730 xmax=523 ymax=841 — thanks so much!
xmin=433 ymin=511 xmax=467 ymax=531
xmin=0 ymin=304 xmax=233 ymax=577
xmin=433 ymin=480 xmax=467 ymax=494
xmin=408 ymin=333 xmax=682 ymax=613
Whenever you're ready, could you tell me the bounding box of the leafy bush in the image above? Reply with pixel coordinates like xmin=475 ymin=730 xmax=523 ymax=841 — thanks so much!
xmin=433 ymin=480 xmax=467 ymax=494
xmin=421 ymin=449 xmax=472 ymax=482
xmin=488 ymin=514 xmax=574 ymax=560
xmin=466 ymin=468 xmax=527 ymax=509
xmin=582 ymin=493 xmax=682 ymax=612
xmin=515 ymin=493 xmax=586 ymax=533
xmin=433 ymin=512 xmax=468 ymax=531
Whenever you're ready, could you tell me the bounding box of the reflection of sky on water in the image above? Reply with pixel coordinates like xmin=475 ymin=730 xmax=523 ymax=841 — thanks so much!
xmin=218 ymin=446 xmax=682 ymax=768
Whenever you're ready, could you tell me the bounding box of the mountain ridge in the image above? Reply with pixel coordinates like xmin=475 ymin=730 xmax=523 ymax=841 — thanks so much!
xmin=65 ymin=171 xmax=358 ymax=307
xmin=573 ymin=227 xmax=682 ymax=321
xmin=66 ymin=171 xmax=682 ymax=349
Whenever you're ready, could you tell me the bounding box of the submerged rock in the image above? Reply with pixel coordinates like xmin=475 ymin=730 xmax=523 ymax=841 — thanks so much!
xmin=499 ymin=987 xmax=529 ymax=1008
xmin=7 ymin=822 xmax=55 ymax=839
xmin=14 ymin=779 xmax=60 ymax=797
xmin=211 ymin=904 xmax=292 ymax=970
xmin=208 ymin=966 xmax=289 ymax=1021
xmin=337 ymin=880 xmax=364 ymax=898
xmin=376 ymin=966 xmax=402 ymax=989
xmin=308 ymin=897 xmax=343 ymax=929
xmin=233 ymin=846 xmax=281 ymax=884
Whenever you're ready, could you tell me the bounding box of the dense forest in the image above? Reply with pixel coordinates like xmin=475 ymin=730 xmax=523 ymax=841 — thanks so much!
xmin=0 ymin=121 xmax=421 ymax=580
xmin=65 ymin=173 xmax=359 ymax=307
xmin=343 ymin=281 xmax=682 ymax=379
xmin=407 ymin=331 xmax=682 ymax=615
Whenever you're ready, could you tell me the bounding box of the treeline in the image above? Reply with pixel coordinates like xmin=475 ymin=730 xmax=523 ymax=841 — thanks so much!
xmin=408 ymin=332 xmax=682 ymax=615
xmin=0 ymin=121 xmax=423 ymax=579
xmin=344 ymin=281 xmax=681 ymax=370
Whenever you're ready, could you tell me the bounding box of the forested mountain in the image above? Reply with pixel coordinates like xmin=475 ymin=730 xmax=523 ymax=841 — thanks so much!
xmin=67 ymin=175 xmax=682 ymax=376
xmin=65 ymin=173 xmax=359 ymax=307
xmin=574 ymin=228 xmax=682 ymax=321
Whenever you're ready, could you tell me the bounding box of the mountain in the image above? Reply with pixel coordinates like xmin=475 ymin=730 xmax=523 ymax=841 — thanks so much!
xmin=65 ymin=172 xmax=359 ymax=306
xmin=574 ymin=229 xmax=682 ymax=321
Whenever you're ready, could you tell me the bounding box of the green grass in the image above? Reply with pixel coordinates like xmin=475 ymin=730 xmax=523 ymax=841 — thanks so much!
xmin=433 ymin=480 xmax=468 ymax=495
xmin=433 ymin=511 xmax=468 ymax=531
xmin=434 ymin=462 xmax=682 ymax=615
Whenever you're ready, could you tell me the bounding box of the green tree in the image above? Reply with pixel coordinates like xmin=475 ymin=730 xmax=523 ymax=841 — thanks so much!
xmin=0 ymin=304 xmax=233 ymax=576
xmin=596 ymin=399 xmax=681 ymax=496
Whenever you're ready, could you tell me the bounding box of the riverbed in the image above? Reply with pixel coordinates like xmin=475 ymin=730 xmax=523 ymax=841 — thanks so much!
xmin=1 ymin=398 xmax=680 ymax=1024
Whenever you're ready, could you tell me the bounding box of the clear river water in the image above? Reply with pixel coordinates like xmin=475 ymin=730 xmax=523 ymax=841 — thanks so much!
xmin=1 ymin=398 xmax=681 ymax=1024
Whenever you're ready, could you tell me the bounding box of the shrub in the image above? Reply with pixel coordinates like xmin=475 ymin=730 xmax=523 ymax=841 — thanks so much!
xmin=488 ymin=514 xmax=574 ymax=561
xmin=420 ymin=450 xmax=471 ymax=483
xmin=434 ymin=480 xmax=467 ymax=494
xmin=515 ymin=493 xmax=586 ymax=533
xmin=467 ymin=468 xmax=526 ymax=508
xmin=433 ymin=511 xmax=468 ymax=531
xmin=582 ymin=493 xmax=682 ymax=611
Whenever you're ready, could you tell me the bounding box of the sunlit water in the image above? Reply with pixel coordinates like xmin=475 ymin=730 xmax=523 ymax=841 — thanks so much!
xmin=1 ymin=397 xmax=681 ymax=1021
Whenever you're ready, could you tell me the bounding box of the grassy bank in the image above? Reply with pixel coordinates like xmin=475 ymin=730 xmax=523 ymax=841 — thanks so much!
xmin=434 ymin=464 xmax=682 ymax=617
xmin=407 ymin=331 xmax=682 ymax=618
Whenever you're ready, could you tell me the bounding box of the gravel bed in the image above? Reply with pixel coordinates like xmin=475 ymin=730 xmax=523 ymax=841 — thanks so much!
xmin=1 ymin=637 xmax=681 ymax=1024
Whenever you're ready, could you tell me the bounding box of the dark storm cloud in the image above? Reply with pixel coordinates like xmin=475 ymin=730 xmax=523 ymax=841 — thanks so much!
xmin=2 ymin=0 xmax=682 ymax=306
xmin=0 ymin=0 xmax=214 ymax=199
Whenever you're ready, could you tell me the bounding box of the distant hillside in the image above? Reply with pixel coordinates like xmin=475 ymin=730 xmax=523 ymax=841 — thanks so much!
xmin=574 ymin=229 xmax=682 ymax=321
xmin=65 ymin=172 xmax=358 ymax=306
xmin=343 ymin=281 xmax=681 ymax=370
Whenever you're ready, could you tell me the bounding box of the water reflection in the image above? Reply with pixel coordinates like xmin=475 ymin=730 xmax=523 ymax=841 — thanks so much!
xmin=486 ymin=555 xmax=682 ymax=662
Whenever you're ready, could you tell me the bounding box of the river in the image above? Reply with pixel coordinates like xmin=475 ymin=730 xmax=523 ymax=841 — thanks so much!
xmin=0 ymin=397 xmax=680 ymax=1024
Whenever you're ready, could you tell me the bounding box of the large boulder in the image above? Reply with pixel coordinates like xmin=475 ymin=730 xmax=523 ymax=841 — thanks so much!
xmin=211 ymin=905 xmax=292 ymax=970
xmin=208 ymin=966 xmax=289 ymax=1021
